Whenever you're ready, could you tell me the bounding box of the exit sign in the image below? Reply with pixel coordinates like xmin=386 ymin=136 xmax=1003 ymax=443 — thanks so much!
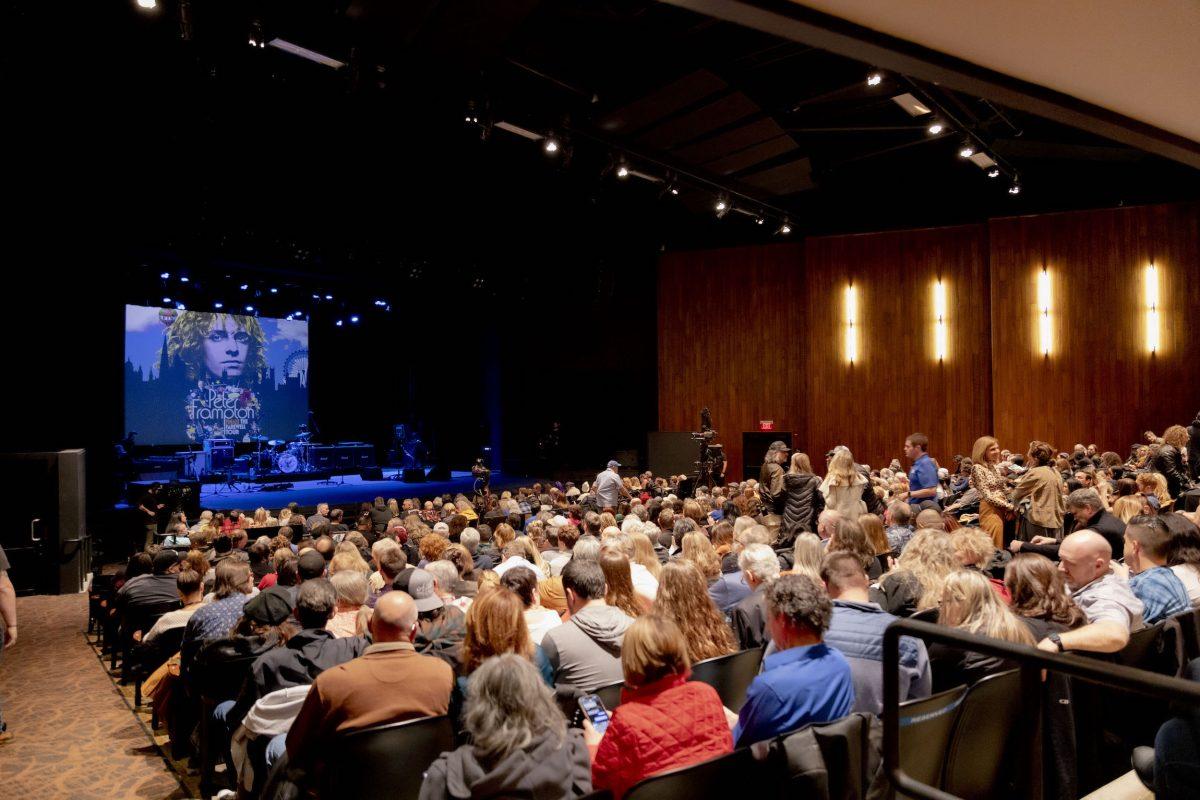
xmin=759 ymin=420 xmax=774 ymax=431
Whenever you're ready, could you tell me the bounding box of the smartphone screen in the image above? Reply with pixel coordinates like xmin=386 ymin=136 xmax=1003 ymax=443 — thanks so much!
xmin=578 ymin=694 xmax=610 ymax=735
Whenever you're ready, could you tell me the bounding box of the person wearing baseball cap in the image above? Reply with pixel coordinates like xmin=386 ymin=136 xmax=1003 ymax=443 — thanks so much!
xmin=594 ymin=459 xmax=629 ymax=513
xmin=409 ymin=569 xmax=466 ymax=667
xmin=759 ymin=440 xmax=790 ymax=535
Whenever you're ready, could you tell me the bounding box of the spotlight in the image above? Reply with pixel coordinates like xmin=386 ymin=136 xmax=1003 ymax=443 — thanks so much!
xmin=269 ymin=287 xmax=278 ymax=294
xmin=1009 ymin=183 xmax=1021 ymax=195
xmin=335 ymin=319 xmax=344 ymax=327
xmin=312 ymin=293 xmax=320 ymax=300
xmin=778 ymin=222 xmax=792 ymax=236
xmin=670 ymin=187 xmax=679 ymax=195
xmin=866 ymin=72 xmax=883 ymax=87
xmin=249 ymin=38 xmax=258 ymax=47
xmin=180 ymin=276 xmax=189 ymax=282
xmin=616 ymin=165 xmax=629 ymax=178
xmin=927 ymin=122 xmax=945 ymax=135
xmin=350 ymin=315 xmax=360 ymax=323
xmin=755 ymin=215 xmax=765 ymax=226
xmin=958 ymin=142 xmax=976 ymax=158
xmin=373 ymin=299 xmax=387 ymax=307
xmin=162 ymin=296 xmax=172 ymax=303
xmin=160 ymin=272 xmax=170 ymax=279
xmin=715 ymin=199 xmax=727 ymax=212
xmin=987 ymin=168 xmax=1000 ymax=178
xmin=293 ymin=311 xmax=303 ymax=318
xmin=214 ymin=302 xmax=224 ymax=309
xmin=544 ymin=138 xmax=559 ymax=154
xmin=176 ymin=302 xmax=186 ymax=311
xmin=239 ymin=283 xmax=249 ymax=290
xmin=136 ymin=0 xmax=157 ymax=8
xmin=245 ymin=305 xmax=255 ymax=312
xmin=324 ymin=294 xmax=333 ymax=300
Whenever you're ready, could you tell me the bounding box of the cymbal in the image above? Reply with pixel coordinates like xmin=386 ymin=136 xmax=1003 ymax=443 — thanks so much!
xmin=249 ymin=435 xmax=269 ymax=442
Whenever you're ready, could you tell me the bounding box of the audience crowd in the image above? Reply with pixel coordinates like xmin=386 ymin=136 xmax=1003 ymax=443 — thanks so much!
xmin=89 ymin=418 xmax=1200 ymax=799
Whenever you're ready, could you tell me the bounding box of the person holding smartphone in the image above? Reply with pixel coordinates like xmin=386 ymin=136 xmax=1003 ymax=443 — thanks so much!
xmin=585 ymin=615 xmax=732 ymax=799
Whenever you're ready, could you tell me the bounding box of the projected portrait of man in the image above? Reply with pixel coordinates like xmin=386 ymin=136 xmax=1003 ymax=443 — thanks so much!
xmin=166 ymin=311 xmax=267 ymax=382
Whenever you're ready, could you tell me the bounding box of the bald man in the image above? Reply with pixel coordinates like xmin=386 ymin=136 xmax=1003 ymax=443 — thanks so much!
xmin=1035 ymin=530 xmax=1144 ymax=655
xmin=285 ymin=591 xmax=454 ymax=769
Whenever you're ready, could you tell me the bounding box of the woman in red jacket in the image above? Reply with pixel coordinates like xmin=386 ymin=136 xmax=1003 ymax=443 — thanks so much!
xmin=585 ymin=614 xmax=733 ymax=798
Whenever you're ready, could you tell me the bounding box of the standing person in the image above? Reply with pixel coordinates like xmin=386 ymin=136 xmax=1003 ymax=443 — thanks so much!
xmin=904 ymin=434 xmax=941 ymax=511
xmin=594 ymin=461 xmax=627 ymax=513
xmin=970 ymin=436 xmax=1015 ymax=549
xmin=819 ymin=447 xmax=868 ymax=521
xmin=0 ymin=542 xmax=15 ymax=744
xmin=782 ymin=452 xmax=824 ymax=545
xmin=138 ymin=482 xmax=166 ymax=549
xmin=759 ymin=441 xmax=790 ymax=536
xmin=1012 ymin=441 xmax=1066 ymax=542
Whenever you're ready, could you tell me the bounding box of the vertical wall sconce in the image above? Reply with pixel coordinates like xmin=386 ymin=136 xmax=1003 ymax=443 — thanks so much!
xmin=1145 ymin=263 xmax=1160 ymax=353
xmin=933 ymin=279 xmax=947 ymax=361
xmin=1037 ymin=268 xmax=1052 ymax=356
xmin=844 ymin=283 xmax=857 ymax=364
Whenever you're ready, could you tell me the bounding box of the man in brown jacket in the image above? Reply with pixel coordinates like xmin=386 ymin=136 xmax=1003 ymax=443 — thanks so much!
xmin=285 ymin=591 xmax=454 ymax=770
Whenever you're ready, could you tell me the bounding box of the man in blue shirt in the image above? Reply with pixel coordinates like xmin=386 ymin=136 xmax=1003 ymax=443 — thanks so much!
xmin=904 ymin=433 xmax=940 ymax=511
xmin=732 ymin=574 xmax=854 ymax=746
xmin=1123 ymin=516 xmax=1191 ymax=625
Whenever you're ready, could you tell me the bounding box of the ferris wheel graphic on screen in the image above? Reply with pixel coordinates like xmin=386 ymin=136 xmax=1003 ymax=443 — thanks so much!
xmin=285 ymin=349 xmax=309 ymax=385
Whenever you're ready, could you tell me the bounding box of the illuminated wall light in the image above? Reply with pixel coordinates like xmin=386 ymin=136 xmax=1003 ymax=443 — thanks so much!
xmin=1037 ymin=268 xmax=1053 ymax=356
xmin=844 ymin=284 xmax=858 ymax=364
xmin=933 ymin=279 xmax=948 ymax=361
xmin=1145 ymin=263 xmax=1160 ymax=353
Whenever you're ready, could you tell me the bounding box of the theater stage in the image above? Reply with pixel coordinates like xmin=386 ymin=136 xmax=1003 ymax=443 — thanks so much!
xmin=196 ymin=469 xmax=527 ymax=511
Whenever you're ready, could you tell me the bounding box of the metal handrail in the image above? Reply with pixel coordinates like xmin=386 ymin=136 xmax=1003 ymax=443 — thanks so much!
xmin=883 ymin=617 xmax=1200 ymax=800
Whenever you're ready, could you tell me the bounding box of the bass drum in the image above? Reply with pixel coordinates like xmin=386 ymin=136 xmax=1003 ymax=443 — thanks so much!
xmin=276 ymin=452 xmax=299 ymax=473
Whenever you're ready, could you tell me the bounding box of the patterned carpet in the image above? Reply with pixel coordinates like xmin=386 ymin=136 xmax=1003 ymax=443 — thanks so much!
xmin=0 ymin=593 xmax=195 ymax=800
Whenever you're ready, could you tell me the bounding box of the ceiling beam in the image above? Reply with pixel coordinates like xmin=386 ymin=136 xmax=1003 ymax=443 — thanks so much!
xmin=658 ymin=0 xmax=1200 ymax=169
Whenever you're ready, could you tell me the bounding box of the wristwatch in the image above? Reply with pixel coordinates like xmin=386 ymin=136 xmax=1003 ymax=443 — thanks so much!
xmin=1048 ymin=632 xmax=1064 ymax=652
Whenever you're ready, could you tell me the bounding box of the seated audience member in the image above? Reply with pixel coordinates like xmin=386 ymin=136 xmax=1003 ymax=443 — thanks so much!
xmin=420 ymin=654 xmax=591 ymax=800
xmin=1034 ymin=530 xmax=1144 ymax=655
xmin=827 ymin=518 xmax=884 ymax=581
xmin=600 ymin=551 xmax=648 ymax=619
xmin=871 ymin=529 xmax=960 ymax=617
xmin=541 ymin=559 xmax=634 ymax=692
xmin=443 ymin=543 xmax=479 ymax=599
xmin=884 ymin=501 xmax=916 ymax=555
xmin=494 ymin=540 xmax=541 ymax=578
xmin=790 ymin=533 xmax=825 ymax=583
xmin=410 ymin=568 xmax=467 ymax=669
xmin=208 ymin=590 xmax=302 ymax=729
xmin=326 ymin=571 xmax=368 ymax=638
xmin=248 ymin=539 xmax=274 ymax=584
xmin=1013 ymin=488 xmax=1124 ymax=560
xmin=952 ymin=528 xmax=1011 ymax=602
xmin=287 ymin=591 xmax=454 ymax=779
xmin=143 ymin=569 xmax=204 ymax=643
xmin=731 ymin=543 xmax=781 ymax=650
xmin=1119 ymin=516 xmax=1191 ymax=624
xmin=182 ymin=560 xmax=255 ymax=669
xmin=732 ymin=574 xmax=854 ymax=746
xmin=914 ymin=508 xmax=946 ymax=532
xmin=460 ymin=586 xmax=553 ymax=697
xmin=1004 ymin=553 xmax=1085 ymax=641
xmin=117 ymin=549 xmax=184 ymax=620
xmin=587 ymin=616 xmax=733 ymax=798
xmin=653 ymin=562 xmax=736 ymax=663
xmin=425 ymin=559 xmax=471 ymax=613
xmin=1164 ymin=513 xmax=1200 ymax=605
xmin=816 ymin=509 xmax=842 ymax=542
xmin=501 ymin=566 xmax=562 ymax=645
xmin=821 ymin=552 xmax=931 ymax=714
xmin=368 ymin=538 xmax=401 ymax=593
xmin=1113 ymin=494 xmax=1148 ymax=524
xmin=297 ymin=550 xmax=327 ymax=583
xmin=367 ymin=549 xmax=408 ymax=609
xmin=929 ymin=570 xmax=1034 ymax=693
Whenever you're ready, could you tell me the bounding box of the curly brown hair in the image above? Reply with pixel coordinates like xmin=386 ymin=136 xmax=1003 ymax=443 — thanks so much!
xmin=165 ymin=311 xmax=267 ymax=381
xmin=418 ymin=534 xmax=450 ymax=563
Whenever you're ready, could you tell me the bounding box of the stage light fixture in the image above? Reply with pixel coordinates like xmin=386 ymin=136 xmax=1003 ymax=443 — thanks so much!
xmin=933 ymin=279 xmax=948 ymax=361
xmin=927 ymin=122 xmax=945 ymax=135
xmin=778 ymin=222 xmax=792 ymax=235
xmin=1037 ymin=268 xmax=1052 ymax=356
xmin=324 ymin=294 xmax=333 ymax=300
xmin=1145 ymin=263 xmax=1160 ymax=353
xmin=160 ymin=272 xmax=170 ymax=279
xmin=245 ymin=305 xmax=254 ymax=312
xmin=162 ymin=296 xmax=171 ymax=303
xmin=987 ymin=168 xmax=1000 ymax=178
xmin=616 ymin=165 xmax=629 ymax=178
xmin=844 ymin=284 xmax=858 ymax=364
xmin=350 ymin=315 xmax=360 ymax=323
xmin=213 ymin=302 xmax=224 ymax=309
xmin=715 ymin=200 xmax=727 ymax=211
xmin=269 ymin=287 xmax=278 ymax=293
xmin=180 ymin=276 xmax=189 ymax=282
xmin=136 ymin=0 xmax=157 ymax=9
xmin=373 ymin=299 xmax=387 ymax=307
xmin=293 ymin=311 xmax=303 ymax=318
xmin=1008 ymin=183 xmax=1021 ymax=195
xmin=958 ymin=142 xmax=975 ymax=158
xmin=867 ymin=72 xmax=883 ymax=86
xmin=176 ymin=302 xmax=186 ymax=310
xmin=239 ymin=283 xmax=249 ymax=290
xmin=755 ymin=215 xmax=765 ymax=225
xmin=544 ymin=138 xmax=559 ymax=154
xmin=335 ymin=319 xmax=344 ymax=327
xmin=670 ymin=187 xmax=679 ymax=195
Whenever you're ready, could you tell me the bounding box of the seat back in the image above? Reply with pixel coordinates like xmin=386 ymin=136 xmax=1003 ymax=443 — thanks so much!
xmin=772 ymin=712 xmax=874 ymax=800
xmin=1114 ymin=622 xmax=1176 ymax=674
xmin=897 ymin=683 xmax=969 ymax=791
xmin=322 ymin=715 xmax=455 ymax=800
xmin=594 ymin=680 xmax=625 ymax=711
xmin=624 ymin=745 xmax=777 ymax=800
xmin=1170 ymin=608 xmax=1200 ymax=666
xmin=942 ymin=669 xmax=1022 ymax=800
xmin=690 ymin=648 xmax=764 ymax=712
xmin=122 ymin=599 xmax=182 ymax=640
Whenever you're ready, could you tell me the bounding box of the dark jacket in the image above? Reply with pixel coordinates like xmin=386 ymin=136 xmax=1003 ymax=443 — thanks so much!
xmin=370 ymin=504 xmax=393 ymax=534
xmin=419 ymin=728 xmax=592 ymax=800
xmin=473 ymin=544 xmax=500 ymax=572
xmin=730 ymin=584 xmax=769 ymax=650
xmin=238 ymin=628 xmax=366 ymax=725
xmin=928 ymin=642 xmax=1020 ymax=694
xmin=859 ymin=465 xmax=886 ymax=516
xmin=1071 ymin=507 xmax=1127 ymax=558
xmin=759 ymin=461 xmax=786 ymax=516
xmin=781 ymin=472 xmax=824 ymax=542
xmin=869 ymin=572 xmax=922 ymax=618
xmin=1153 ymin=444 xmax=1193 ymax=500
xmin=1188 ymin=416 xmax=1200 ymax=482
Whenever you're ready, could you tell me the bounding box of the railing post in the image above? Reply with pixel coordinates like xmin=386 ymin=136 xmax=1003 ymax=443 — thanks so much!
xmin=1017 ymin=663 xmax=1044 ymax=800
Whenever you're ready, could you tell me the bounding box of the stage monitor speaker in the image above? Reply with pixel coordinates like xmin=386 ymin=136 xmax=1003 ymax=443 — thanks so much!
xmin=425 ymin=465 xmax=450 ymax=481
xmin=742 ymin=431 xmax=793 ymax=482
xmin=360 ymin=466 xmax=383 ymax=481
xmin=402 ymin=467 xmax=427 ymax=483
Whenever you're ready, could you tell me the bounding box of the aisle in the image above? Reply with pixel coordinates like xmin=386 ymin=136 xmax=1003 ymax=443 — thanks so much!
xmin=0 ymin=594 xmax=189 ymax=800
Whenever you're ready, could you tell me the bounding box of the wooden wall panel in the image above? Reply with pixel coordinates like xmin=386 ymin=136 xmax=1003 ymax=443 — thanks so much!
xmin=989 ymin=202 xmax=1200 ymax=457
xmin=801 ymin=225 xmax=992 ymax=471
xmin=657 ymin=244 xmax=804 ymax=477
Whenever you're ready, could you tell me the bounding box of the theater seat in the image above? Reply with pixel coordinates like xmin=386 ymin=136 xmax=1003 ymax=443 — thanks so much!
xmin=690 ymin=648 xmax=764 ymax=712
xmin=622 ymin=745 xmax=777 ymax=800
xmin=942 ymin=669 xmax=1022 ymax=800
xmin=321 ymin=715 xmax=455 ymax=800
xmin=897 ymin=682 xmax=969 ymax=792
xmin=595 ymin=680 xmax=625 ymax=712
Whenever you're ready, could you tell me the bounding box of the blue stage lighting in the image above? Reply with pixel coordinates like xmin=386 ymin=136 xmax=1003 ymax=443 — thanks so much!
xmin=160 ymin=272 xmax=170 ymax=279
xmin=270 ymin=287 xmax=278 ymax=293
xmin=324 ymin=294 xmax=333 ymax=300
xmin=240 ymin=283 xmax=249 ymax=291
xmin=350 ymin=315 xmax=360 ymax=323
xmin=335 ymin=319 xmax=344 ymax=327
xmin=180 ymin=276 xmax=189 ymax=283
xmin=245 ymin=305 xmax=254 ymax=312
xmin=162 ymin=296 xmax=171 ymax=303
xmin=214 ymin=302 xmax=224 ymax=309
xmin=176 ymin=302 xmax=186 ymax=310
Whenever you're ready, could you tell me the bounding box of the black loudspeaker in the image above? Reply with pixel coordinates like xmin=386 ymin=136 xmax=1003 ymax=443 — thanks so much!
xmin=360 ymin=466 xmax=383 ymax=481
xmin=402 ymin=468 xmax=427 ymax=483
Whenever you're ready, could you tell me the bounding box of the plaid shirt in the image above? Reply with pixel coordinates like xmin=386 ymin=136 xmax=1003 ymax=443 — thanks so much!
xmin=886 ymin=524 xmax=915 ymax=554
xmin=1129 ymin=566 xmax=1191 ymax=625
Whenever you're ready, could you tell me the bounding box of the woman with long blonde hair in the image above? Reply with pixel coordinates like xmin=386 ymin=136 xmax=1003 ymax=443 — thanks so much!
xmin=629 ymin=531 xmax=662 ymax=580
xmin=874 ymin=529 xmax=960 ymax=616
xmin=931 ymin=569 xmax=1034 ymax=692
xmin=600 ymin=552 xmax=648 ymax=618
xmin=680 ymin=531 xmax=721 ymax=582
xmin=819 ymin=447 xmax=867 ymax=520
xmin=970 ymin=436 xmax=1014 ymax=548
xmin=654 ymin=562 xmax=736 ymax=663
xmin=790 ymin=533 xmax=824 ymax=583
xmin=1136 ymin=472 xmax=1172 ymax=511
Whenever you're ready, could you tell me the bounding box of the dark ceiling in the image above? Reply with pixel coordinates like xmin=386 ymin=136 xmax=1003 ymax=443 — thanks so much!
xmin=27 ymin=1 xmax=1200 ymax=292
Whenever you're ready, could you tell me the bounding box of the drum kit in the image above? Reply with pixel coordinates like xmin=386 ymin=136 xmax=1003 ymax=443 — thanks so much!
xmin=244 ymin=427 xmax=317 ymax=476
